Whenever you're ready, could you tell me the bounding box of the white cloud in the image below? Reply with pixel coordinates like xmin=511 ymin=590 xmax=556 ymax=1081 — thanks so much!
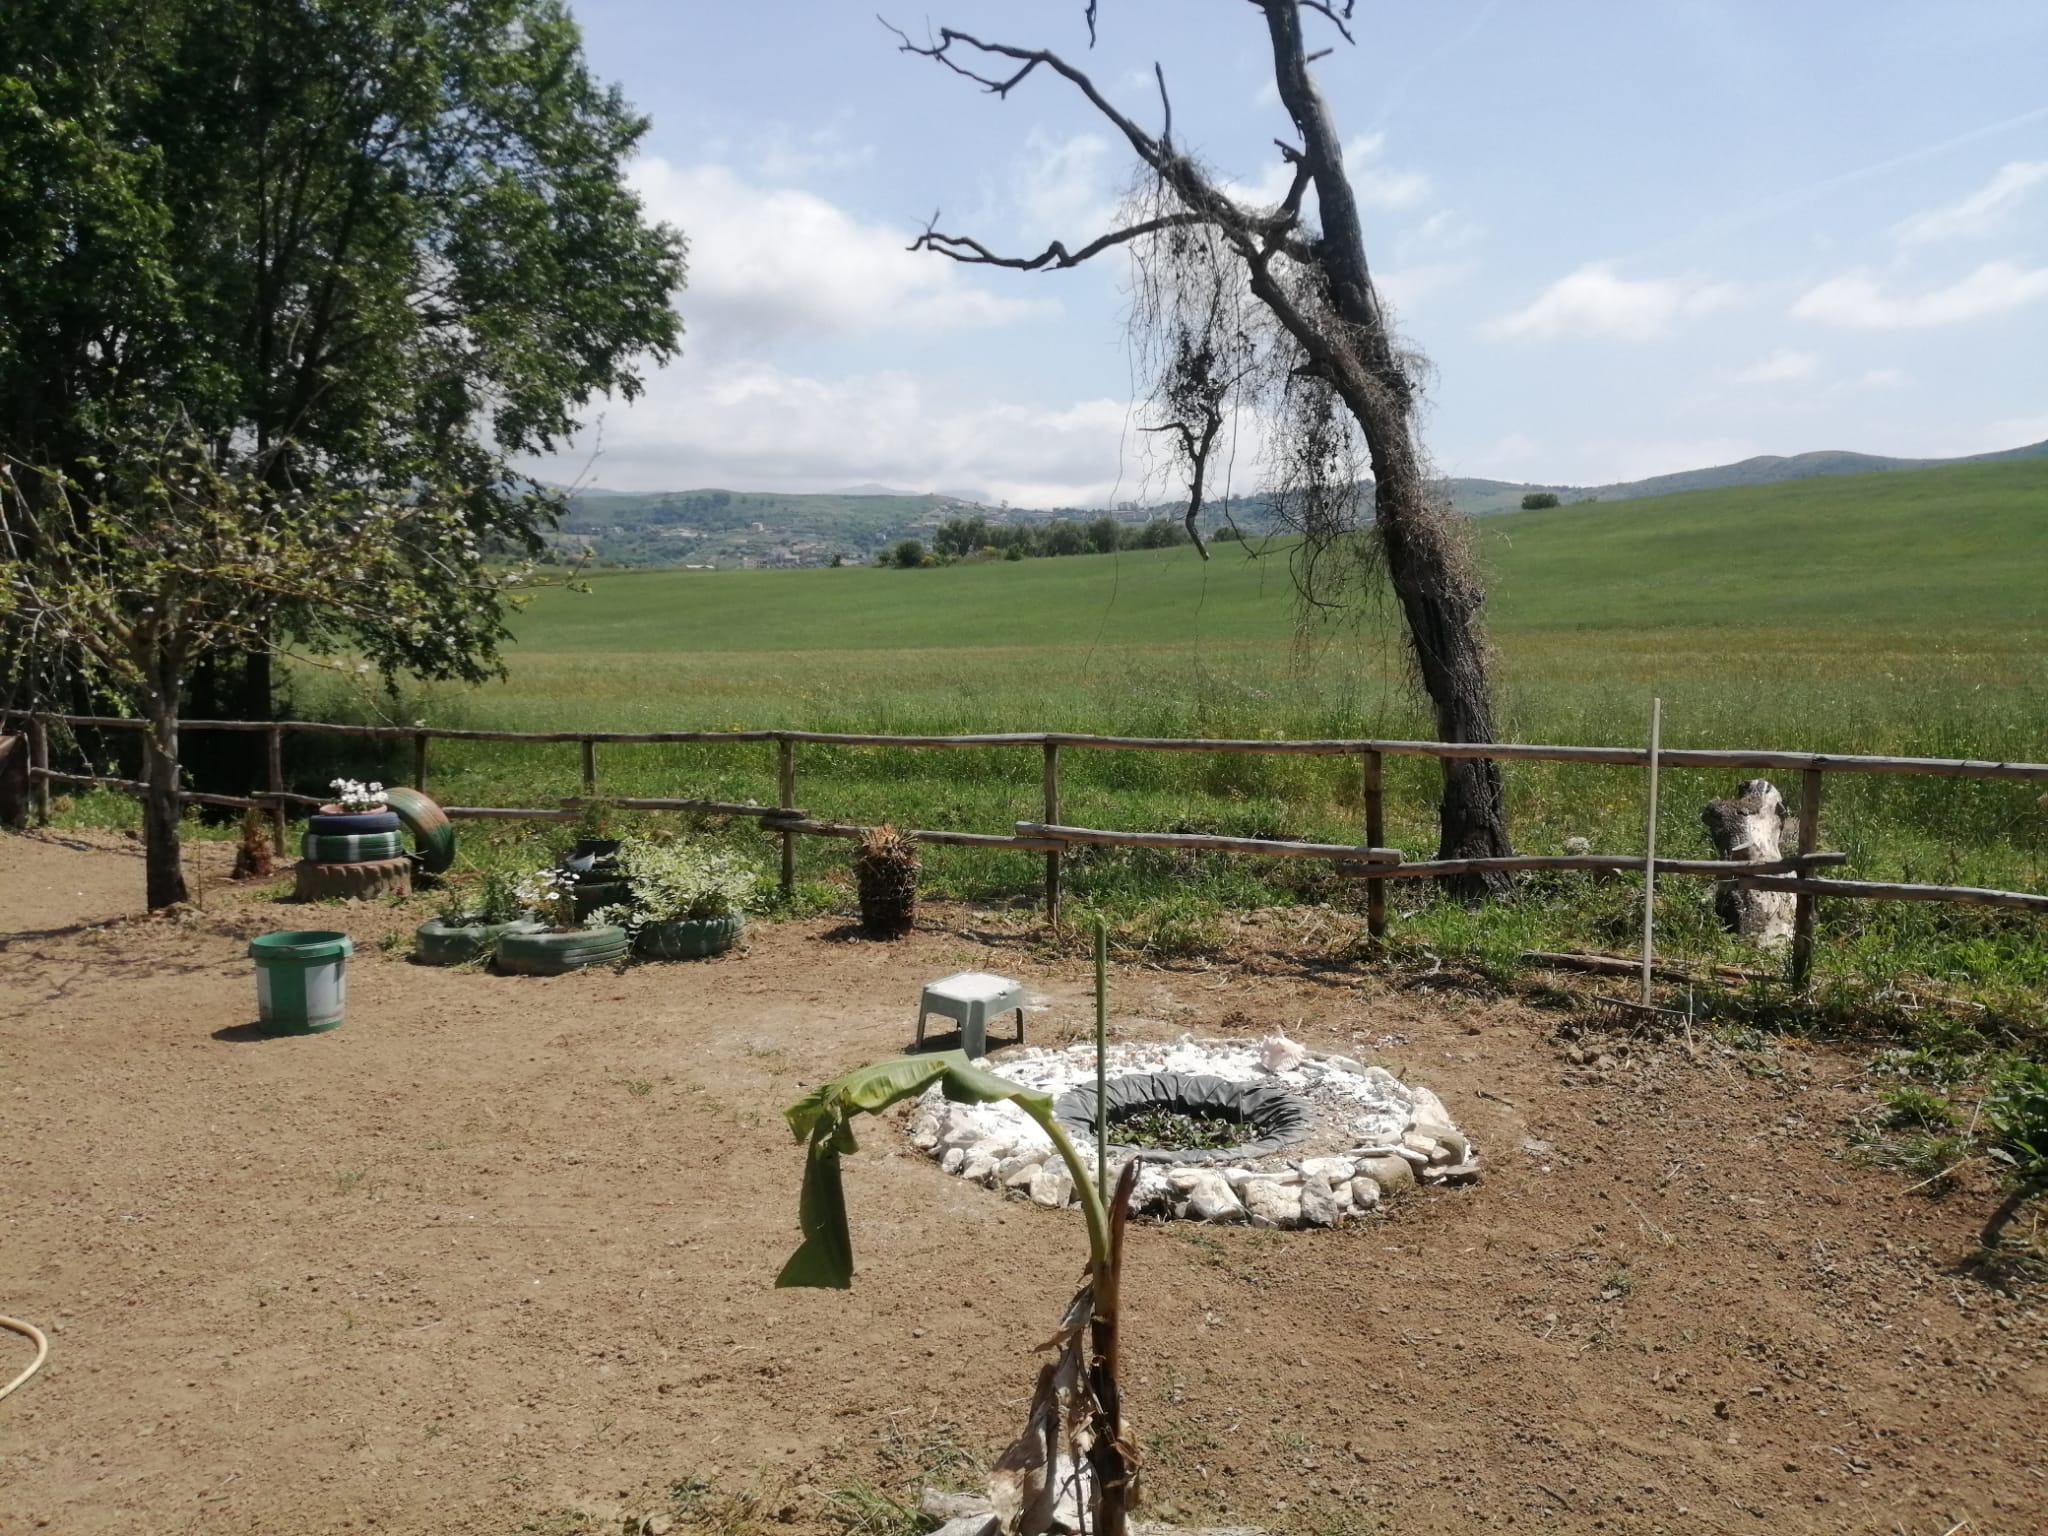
xmin=627 ymin=157 xmax=1056 ymax=352
xmin=536 ymin=362 xmax=1135 ymax=507
xmin=1015 ymin=131 xmax=1120 ymax=239
xmin=1485 ymin=263 xmax=1741 ymax=342
xmin=1732 ymin=349 xmax=1822 ymax=385
xmin=1985 ymin=411 xmax=2048 ymax=449
xmin=1857 ymin=367 xmax=1908 ymax=389
xmin=1893 ymin=160 xmax=2048 ymax=244
xmin=1791 ymin=260 xmax=2048 ymax=329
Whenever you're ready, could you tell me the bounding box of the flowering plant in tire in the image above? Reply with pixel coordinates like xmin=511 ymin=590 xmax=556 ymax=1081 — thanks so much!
xmin=328 ymin=778 xmax=388 ymax=814
xmin=513 ymin=867 xmax=584 ymax=930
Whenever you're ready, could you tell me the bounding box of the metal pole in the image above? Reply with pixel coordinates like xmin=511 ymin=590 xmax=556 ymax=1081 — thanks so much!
xmin=1790 ymin=767 xmax=1825 ymax=989
xmin=1363 ymin=748 xmax=1386 ymax=940
xmin=1043 ymin=742 xmax=1062 ymax=928
xmin=777 ymin=739 xmax=797 ymax=899
xmin=1094 ymin=915 xmax=1108 ymax=1196
xmin=1640 ymin=697 xmax=1662 ymax=1006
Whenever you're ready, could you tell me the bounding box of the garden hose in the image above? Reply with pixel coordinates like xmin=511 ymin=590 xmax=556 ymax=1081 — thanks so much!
xmin=1 ymin=1314 xmax=49 ymax=1401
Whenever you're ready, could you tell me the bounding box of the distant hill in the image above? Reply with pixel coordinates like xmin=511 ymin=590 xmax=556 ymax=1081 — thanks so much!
xmin=553 ymin=437 xmax=2048 ymax=568
xmin=1444 ymin=437 xmax=2048 ymax=517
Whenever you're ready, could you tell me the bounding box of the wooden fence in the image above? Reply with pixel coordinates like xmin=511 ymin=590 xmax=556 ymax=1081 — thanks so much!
xmin=9 ymin=711 xmax=2048 ymax=986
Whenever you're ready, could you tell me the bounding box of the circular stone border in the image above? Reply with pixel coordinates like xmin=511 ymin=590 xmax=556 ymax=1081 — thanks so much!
xmin=1052 ymin=1072 xmax=1313 ymax=1165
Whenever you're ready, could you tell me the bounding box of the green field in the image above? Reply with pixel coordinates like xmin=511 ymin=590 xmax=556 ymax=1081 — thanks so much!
xmin=257 ymin=458 xmax=2048 ymax=1022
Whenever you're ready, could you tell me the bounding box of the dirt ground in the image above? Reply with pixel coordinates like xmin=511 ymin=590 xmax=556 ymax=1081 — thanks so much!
xmin=2 ymin=829 xmax=2043 ymax=1536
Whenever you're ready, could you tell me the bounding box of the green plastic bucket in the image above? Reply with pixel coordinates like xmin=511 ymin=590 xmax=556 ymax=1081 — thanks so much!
xmin=248 ymin=930 xmax=353 ymax=1034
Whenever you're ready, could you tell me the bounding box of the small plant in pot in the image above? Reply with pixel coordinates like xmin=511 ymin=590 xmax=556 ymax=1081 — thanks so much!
xmin=600 ymin=838 xmax=757 ymax=960
xmin=854 ymin=823 xmax=919 ymax=937
xmin=414 ymin=870 xmax=540 ymax=967
xmin=492 ymin=865 xmax=629 ymax=976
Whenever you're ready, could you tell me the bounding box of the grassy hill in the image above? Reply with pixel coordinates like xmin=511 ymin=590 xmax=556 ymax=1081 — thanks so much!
xmin=552 ymin=439 xmax=2048 ymax=568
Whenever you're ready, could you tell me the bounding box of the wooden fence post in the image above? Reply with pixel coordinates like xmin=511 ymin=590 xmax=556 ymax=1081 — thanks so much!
xmin=1363 ymin=749 xmax=1386 ymax=940
xmin=777 ymin=738 xmax=797 ymax=899
xmin=1790 ymin=767 xmax=1825 ymax=989
xmin=580 ymin=738 xmax=597 ymax=797
xmin=1043 ymin=741 xmax=1062 ymax=928
xmin=29 ymin=714 xmax=51 ymax=825
xmin=413 ymin=732 xmax=429 ymax=792
xmin=266 ymin=725 xmax=287 ymax=856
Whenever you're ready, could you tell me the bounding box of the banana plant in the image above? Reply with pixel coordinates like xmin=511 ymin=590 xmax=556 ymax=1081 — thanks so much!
xmin=777 ymin=1050 xmax=1139 ymax=1536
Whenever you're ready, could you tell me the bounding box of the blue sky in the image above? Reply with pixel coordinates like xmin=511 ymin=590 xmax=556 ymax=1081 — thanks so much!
xmin=534 ymin=0 xmax=2048 ymax=505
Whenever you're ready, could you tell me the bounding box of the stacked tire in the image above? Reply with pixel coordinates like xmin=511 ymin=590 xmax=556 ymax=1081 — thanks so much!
xmin=293 ymin=808 xmax=413 ymax=901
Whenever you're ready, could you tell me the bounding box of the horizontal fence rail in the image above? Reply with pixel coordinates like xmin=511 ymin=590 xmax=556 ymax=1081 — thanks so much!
xmin=7 ymin=710 xmax=2044 ymax=990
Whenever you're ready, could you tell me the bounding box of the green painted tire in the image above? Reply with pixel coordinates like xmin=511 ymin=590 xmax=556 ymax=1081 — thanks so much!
xmin=494 ymin=924 xmax=630 ymax=976
xmin=384 ymin=786 xmax=456 ymax=875
xmin=303 ymin=830 xmax=405 ymax=864
xmin=293 ymin=856 xmax=413 ymax=901
xmin=413 ymin=917 xmax=546 ymax=967
xmin=634 ymin=913 xmax=744 ymax=961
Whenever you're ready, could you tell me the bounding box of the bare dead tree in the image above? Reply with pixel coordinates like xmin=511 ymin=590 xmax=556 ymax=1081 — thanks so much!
xmin=891 ymin=2 xmax=1515 ymax=892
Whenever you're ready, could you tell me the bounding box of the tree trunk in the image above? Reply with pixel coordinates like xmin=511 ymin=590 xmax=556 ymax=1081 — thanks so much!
xmin=141 ymin=688 xmax=191 ymax=910
xmin=1258 ymin=0 xmax=1514 ymax=895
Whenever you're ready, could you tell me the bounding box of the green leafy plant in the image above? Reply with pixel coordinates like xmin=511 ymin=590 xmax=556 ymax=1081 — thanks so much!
xmin=438 ymin=869 xmax=524 ymax=926
xmin=1984 ymin=1060 xmax=2048 ymax=1187
xmin=1878 ymin=1085 xmax=1957 ymax=1132
xmin=571 ymin=796 xmax=617 ymax=841
xmin=778 ymin=1051 xmax=1138 ymax=1536
xmin=603 ymin=838 xmax=757 ymax=928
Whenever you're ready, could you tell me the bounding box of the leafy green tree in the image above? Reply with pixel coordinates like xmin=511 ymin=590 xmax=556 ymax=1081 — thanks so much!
xmin=890 ymin=538 xmax=927 ymax=569
xmin=1520 ymin=492 xmax=1561 ymax=510
xmin=1086 ymin=514 xmax=1120 ymax=553
xmin=0 ymin=0 xmax=685 ymax=726
xmin=2 ymin=437 xmax=530 ymax=907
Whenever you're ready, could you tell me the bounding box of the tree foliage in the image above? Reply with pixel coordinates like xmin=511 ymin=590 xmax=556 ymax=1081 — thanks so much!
xmin=0 ymin=0 xmax=685 ymax=700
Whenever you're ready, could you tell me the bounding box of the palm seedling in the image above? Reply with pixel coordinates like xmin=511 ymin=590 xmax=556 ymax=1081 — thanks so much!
xmin=854 ymin=823 xmax=919 ymax=936
xmin=777 ymin=1051 xmax=1139 ymax=1536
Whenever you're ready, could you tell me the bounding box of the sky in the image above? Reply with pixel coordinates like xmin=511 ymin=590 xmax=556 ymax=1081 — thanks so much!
xmin=528 ymin=0 xmax=2048 ymax=506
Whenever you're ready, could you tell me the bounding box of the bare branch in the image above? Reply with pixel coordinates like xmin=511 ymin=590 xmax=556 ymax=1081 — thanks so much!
xmin=1299 ymin=1 xmax=1357 ymax=45
xmin=910 ymin=212 xmax=1213 ymax=271
xmin=1154 ymin=62 xmax=1172 ymax=146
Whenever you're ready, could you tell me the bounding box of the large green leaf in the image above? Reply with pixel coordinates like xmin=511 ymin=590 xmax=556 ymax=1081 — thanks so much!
xmin=776 ymin=1052 xmax=1053 ymax=1289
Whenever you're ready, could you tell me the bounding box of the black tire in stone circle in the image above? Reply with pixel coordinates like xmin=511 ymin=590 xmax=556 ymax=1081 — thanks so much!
xmin=494 ymin=925 xmax=631 ymax=976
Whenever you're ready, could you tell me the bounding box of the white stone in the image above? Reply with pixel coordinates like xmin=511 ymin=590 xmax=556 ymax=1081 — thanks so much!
xmin=1350 ymin=1175 xmax=1383 ymax=1208
xmin=1259 ymin=1034 xmax=1307 ymax=1072
xmin=961 ymin=1150 xmax=1000 ymax=1184
xmin=1298 ymin=1178 xmax=1344 ymax=1228
xmin=1298 ymin=1156 xmax=1357 ymax=1184
xmin=1411 ymin=1120 xmax=1470 ymax=1162
xmin=1183 ymin=1171 xmax=1246 ymax=1224
xmin=1355 ymin=1155 xmax=1414 ymax=1195
xmin=1002 ymin=1160 xmax=1043 ymax=1192
xmin=1408 ymin=1085 xmax=1451 ymax=1127
xmin=1242 ymin=1179 xmax=1302 ymax=1229
xmin=940 ymin=1147 xmax=965 ymax=1175
xmin=1029 ymin=1166 xmax=1073 ymax=1208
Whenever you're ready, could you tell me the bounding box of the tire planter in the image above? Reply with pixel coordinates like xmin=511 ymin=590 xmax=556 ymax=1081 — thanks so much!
xmin=293 ymin=855 xmax=413 ymax=901
xmin=494 ymin=924 xmax=630 ymax=976
xmin=634 ymin=912 xmax=744 ymax=961
xmin=414 ymin=917 xmax=546 ymax=967
xmin=384 ymin=787 xmax=456 ymax=875
xmin=308 ymin=809 xmax=402 ymax=836
xmin=302 ymin=830 xmax=405 ymax=864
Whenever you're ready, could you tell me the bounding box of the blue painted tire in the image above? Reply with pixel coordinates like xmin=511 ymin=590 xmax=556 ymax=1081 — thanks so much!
xmin=309 ymin=810 xmax=401 ymax=836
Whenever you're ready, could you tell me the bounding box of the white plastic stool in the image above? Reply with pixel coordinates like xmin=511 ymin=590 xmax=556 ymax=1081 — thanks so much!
xmin=914 ymin=971 xmax=1026 ymax=1059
